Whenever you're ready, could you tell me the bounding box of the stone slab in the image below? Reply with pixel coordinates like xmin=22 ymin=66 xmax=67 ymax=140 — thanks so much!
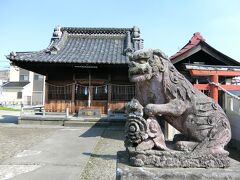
xmin=19 ymin=119 xmax=64 ymax=125
xmin=78 ymin=108 xmax=101 ymax=117
xmin=64 ymin=120 xmax=110 ymax=127
xmin=18 ymin=114 xmax=126 ymax=127
xmin=116 ymin=151 xmax=240 ymax=180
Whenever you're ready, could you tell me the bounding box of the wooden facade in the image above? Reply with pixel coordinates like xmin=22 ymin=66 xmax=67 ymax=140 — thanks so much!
xmin=44 ymin=65 xmax=135 ymax=114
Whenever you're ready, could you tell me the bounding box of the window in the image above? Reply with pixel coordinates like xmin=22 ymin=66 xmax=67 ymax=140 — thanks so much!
xmin=17 ymin=92 xmax=22 ymax=99
xmin=111 ymin=84 xmax=135 ymax=101
xmin=34 ymin=74 xmax=44 ymax=80
xmin=48 ymin=84 xmax=72 ymax=100
xmin=20 ymin=75 xmax=29 ymax=81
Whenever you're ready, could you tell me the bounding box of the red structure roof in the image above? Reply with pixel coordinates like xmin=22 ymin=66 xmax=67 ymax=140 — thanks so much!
xmin=170 ymin=32 xmax=205 ymax=60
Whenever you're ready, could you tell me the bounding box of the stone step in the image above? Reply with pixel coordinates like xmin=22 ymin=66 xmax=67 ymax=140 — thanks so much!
xmin=18 ymin=115 xmax=126 ymax=127
xmin=63 ymin=120 xmax=110 ymax=127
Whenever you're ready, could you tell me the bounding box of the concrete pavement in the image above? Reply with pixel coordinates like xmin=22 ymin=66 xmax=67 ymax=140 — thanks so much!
xmin=0 ymin=127 xmax=104 ymax=180
xmin=0 ymin=110 xmax=125 ymax=179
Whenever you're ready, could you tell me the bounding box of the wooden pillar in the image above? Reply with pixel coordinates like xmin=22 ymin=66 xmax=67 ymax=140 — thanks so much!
xmin=71 ymin=73 xmax=76 ymax=114
xmin=210 ymin=75 xmax=219 ymax=103
xmin=45 ymin=82 xmax=48 ymax=105
xmin=107 ymin=73 xmax=111 ymax=114
xmin=71 ymin=83 xmax=75 ymax=114
xmin=88 ymin=70 xmax=91 ymax=108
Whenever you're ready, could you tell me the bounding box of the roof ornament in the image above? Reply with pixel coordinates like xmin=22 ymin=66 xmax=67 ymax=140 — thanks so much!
xmin=52 ymin=25 xmax=62 ymax=39
xmin=133 ymin=26 xmax=140 ymax=38
xmin=10 ymin=51 xmax=17 ymax=59
xmin=125 ymin=31 xmax=133 ymax=56
xmin=190 ymin=32 xmax=205 ymax=44
xmin=170 ymin=32 xmax=205 ymax=60
xmin=132 ymin=26 xmax=143 ymax=51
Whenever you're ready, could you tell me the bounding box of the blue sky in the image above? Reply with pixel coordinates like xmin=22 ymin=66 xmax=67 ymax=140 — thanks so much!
xmin=0 ymin=0 xmax=240 ymax=69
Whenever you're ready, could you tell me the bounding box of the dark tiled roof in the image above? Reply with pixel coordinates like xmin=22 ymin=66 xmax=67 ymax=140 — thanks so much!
xmin=2 ymin=81 xmax=29 ymax=88
xmin=8 ymin=26 xmax=143 ymax=64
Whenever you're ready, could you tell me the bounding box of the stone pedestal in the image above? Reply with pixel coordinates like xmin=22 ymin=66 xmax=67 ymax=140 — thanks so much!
xmin=127 ymin=147 xmax=230 ymax=168
xmin=116 ymin=151 xmax=240 ymax=180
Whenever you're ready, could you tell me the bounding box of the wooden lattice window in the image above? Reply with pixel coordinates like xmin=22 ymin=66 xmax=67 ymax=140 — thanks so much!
xmin=111 ymin=84 xmax=135 ymax=101
xmin=93 ymin=85 xmax=108 ymax=100
xmin=75 ymin=84 xmax=108 ymax=100
xmin=48 ymin=84 xmax=72 ymax=100
xmin=75 ymin=84 xmax=88 ymax=100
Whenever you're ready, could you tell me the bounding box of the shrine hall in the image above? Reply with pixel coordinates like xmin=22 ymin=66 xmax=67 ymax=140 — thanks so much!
xmin=7 ymin=26 xmax=143 ymax=114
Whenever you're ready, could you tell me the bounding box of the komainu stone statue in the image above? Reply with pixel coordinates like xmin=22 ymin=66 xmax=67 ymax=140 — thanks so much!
xmin=125 ymin=49 xmax=231 ymax=168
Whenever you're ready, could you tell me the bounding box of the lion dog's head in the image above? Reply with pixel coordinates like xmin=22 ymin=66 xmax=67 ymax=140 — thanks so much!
xmin=128 ymin=49 xmax=169 ymax=82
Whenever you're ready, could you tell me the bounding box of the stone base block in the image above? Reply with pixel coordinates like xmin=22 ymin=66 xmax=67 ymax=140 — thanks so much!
xmin=127 ymin=147 xmax=230 ymax=168
xmin=116 ymin=151 xmax=240 ymax=180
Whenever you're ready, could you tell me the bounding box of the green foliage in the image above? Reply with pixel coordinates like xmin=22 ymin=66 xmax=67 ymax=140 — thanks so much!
xmin=0 ymin=106 xmax=20 ymax=111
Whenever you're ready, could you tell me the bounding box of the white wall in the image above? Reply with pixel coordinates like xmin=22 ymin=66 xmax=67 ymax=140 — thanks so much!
xmin=3 ymin=66 xmax=35 ymax=106
xmin=0 ymin=89 xmax=22 ymax=105
xmin=22 ymin=83 xmax=32 ymax=105
xmin=9 ymin=66 xmax=19 ymax=81
xmin=225 ymin=94 xmax=240 ymax=142
xmin=22 ymin=71 xmax=34 ymax=105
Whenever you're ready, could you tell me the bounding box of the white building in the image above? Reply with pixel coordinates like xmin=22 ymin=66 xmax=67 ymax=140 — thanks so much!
xmin=0 ymin=66 xmax=45 ymax=106
xmin=0 ymin=69 xmax=9 ymax=86
xmin=225 ymin=92 xmax=240 ymax=150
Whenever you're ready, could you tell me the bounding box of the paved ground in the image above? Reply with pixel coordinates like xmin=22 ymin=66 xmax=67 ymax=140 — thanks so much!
xmin=0 ymin=110 xmax=239 ymax=180
xmin=0 ymin=110 xmax=125 ymax=180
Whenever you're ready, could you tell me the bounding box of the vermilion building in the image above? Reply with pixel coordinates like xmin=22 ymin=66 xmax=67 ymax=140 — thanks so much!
xmin=170 ymin=32 xmax=240 ymax=105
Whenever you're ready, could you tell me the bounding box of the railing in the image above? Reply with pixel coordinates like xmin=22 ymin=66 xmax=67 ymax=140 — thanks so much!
xmin=21 ymin=105 xmax=70 ymax=117
xmin=111 ymin=84 xmax=135 ymax=101
xmin=48 ymin=83 xmax=72 ymax=100
xmin=21 ymin=105 xmax=45 ymax=116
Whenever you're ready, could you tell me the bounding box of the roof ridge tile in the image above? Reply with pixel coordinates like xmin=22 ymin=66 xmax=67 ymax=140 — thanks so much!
xmin=170 ymin=32 xmax=205 ymax=60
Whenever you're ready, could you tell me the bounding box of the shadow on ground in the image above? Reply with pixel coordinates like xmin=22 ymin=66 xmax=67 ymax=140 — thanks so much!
xmin=79 ymin=117 xmax=125 ymax=141
xmin=226 ymin=147 xmax=240 ymax=162
xmin=80 ymin=126 xmax=125 ymax=140
xmin=0 ymin=115 xmax=18 ymax=124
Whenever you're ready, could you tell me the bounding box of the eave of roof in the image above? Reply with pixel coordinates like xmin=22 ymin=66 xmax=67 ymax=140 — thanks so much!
xmin=200 ymin=42 xmax=240 ymax=66
xmin=2 ymin=81 xmax=29 ymax=88
xmin=170 ymin=32 xmax=240 ymax=66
